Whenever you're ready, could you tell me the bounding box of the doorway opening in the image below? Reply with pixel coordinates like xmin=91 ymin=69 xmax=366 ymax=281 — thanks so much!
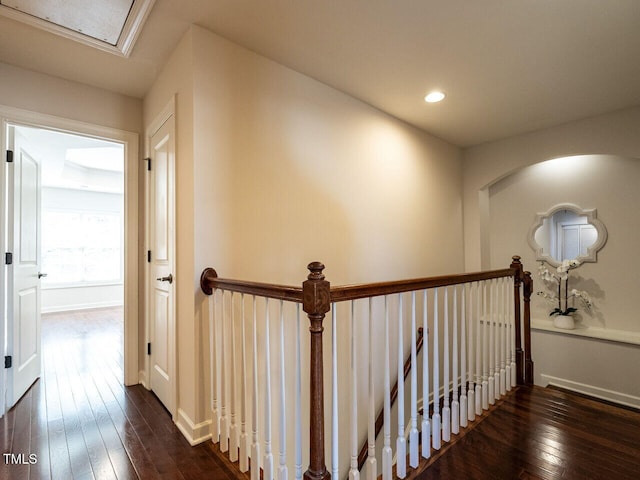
xmin=1 ymin=108 xmax=139 ymax=416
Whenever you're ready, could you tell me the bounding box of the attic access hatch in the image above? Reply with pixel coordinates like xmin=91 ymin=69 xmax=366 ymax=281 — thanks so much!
xmin=0 ymin=0 xmax=155 ymax=57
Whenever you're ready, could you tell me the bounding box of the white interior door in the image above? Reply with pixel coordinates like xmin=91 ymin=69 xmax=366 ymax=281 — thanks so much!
xmin=6 ymin=126 xmax=42 ymax=408
xmin=148 ymin=114 xmax=175 ymax=415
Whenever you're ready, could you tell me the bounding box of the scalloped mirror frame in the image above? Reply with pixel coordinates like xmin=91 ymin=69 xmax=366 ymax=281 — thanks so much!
xmin=527 ymin=203 xmax=607 ymax=268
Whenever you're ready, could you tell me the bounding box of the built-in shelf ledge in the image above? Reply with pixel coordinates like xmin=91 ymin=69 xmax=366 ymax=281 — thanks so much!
xmin=532 ymin=319 xmax=640 ymax=347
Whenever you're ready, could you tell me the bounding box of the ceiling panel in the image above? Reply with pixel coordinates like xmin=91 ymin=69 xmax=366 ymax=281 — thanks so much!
xmin=0 ymin=0 xmax=154 ymax=55
xmin=2 ymin=0 xmax=132 ymax=44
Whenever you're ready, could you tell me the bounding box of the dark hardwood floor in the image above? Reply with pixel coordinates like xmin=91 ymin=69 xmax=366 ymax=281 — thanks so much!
xmin=3 ymin=307 xmax=639 ymax=479
xmin=0 ymin=307 xmax=238 ymax=480
xmin=411 ymin=385 xmax=640 ymax=480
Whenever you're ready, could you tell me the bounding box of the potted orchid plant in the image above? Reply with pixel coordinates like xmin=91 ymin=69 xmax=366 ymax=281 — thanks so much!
xmin=537 ymin=259 xmax=592 ymax=329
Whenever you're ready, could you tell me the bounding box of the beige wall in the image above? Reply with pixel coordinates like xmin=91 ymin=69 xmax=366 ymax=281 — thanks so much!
xmin=191 ymin=26 xmax=463 ymax=286
xmin=144 ymin=25 xmax=465 ymax=451
xmin=143 ymin=30 xmax=197 ymax=430
xmin=462 ymin=106 xmax=640 ymax=405
xmin=0 ymin=62 xmax=141 ymax=133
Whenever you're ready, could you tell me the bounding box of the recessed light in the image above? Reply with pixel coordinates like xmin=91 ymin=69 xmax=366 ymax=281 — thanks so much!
xmin=424 ymin=91 xmax=446 ymax=103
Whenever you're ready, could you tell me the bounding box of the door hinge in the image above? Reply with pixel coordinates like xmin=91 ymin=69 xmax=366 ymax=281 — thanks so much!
xmin=147 ymin=250 xmax=151 ymax=263
xmin=6 ymin=150 xmax=13 ymax=163
xmin=147 ymin=343 xmax=151 ymax=355
xmin=5 ymin=252 xmax=12 ymax=265
xmin=145 ymin=157 xmax=151 ymax=171
xmin=4 ymin=356 xmax=12 ymax=369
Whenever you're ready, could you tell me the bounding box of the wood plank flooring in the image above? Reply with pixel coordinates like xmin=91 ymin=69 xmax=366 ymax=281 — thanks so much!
xmin=412 ymin=385 xmax=640 ymax=479
xmin=3 ymin=307 xmax=639 ymax=479
xmin=0 ymin=307 xmax=238 ymax=480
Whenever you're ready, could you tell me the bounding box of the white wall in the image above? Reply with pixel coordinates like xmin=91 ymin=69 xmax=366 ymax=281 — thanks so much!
xmin=462 ymin=106 xmax=640 ymax=407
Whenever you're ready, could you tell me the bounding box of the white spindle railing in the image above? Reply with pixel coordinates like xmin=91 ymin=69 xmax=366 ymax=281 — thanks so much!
xmin=432 ymin=288 xmax=441 ymax=451
xmin=204 ymin=261 xmax=527 ymax=480
xmin=240 ymin=294 xmax=249 ymax=472
xmin=251 ymin=296 xmax=261 ymax=480
xmin=452 ymin=286 xmax=460 ymax=436
xmin=332 ymin=305 xmax=339 ymax=480
xmin=396 ymin=294 xmax=406 ymax=479
xmin=220 ymin=292 xmax=229 ymax=453
xmin=421 ymin=290 xmax=430 ymax=460
xmin=409 ymin=292 xmax=419 ymax=469
xmin=382 ymin=297 xmax=392 ymax=480
xmin=349 ymin=301 xmax=359 ymax=480
xmin=264 ymin=299 xmax=274 ymax=480
xmin=230 ymin=293 xmax=239 ymax=462
xmin=278 ymin=301 xmax=288 ymax=480
xmin=366 ymin=298 xmax=377 ymax=480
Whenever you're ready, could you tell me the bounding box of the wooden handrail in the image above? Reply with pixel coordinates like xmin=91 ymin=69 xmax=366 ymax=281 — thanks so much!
xmin=330 ymin=268 xmax=516 ymax=302
xmin=200 ymin=255 xmax=533 ymax=480
xmin=200 ymin=267 xmax=303 ymax=302
xmin=201 ymin=267 xmax=517 ymax=305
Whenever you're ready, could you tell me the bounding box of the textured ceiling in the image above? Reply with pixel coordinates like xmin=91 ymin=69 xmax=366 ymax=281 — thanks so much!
xmin=1 ymin=0 xmax=639 ymax=146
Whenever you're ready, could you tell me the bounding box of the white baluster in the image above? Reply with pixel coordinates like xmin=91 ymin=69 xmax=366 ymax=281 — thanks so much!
xmin=278 ymin=301 xmax=288 ymax=480
xmin=482 ymin=282 xmax=489 ymax=411
xmin=240 ymin=294 xmax=249 ymax=472
xmin=442 ymin=288 xmax=451 ymax=443
xmin=382 ymin=297 xmax=393 ymax=480
xmin=221 ymin=292 xmax=229 ymax=452
xmin=432 ymin=288 xmax=441 ymax=450
xmin=510 ymin=277 xmax=517 ymax=389
xmin=366 ymin=298 xmax=377 ymax=480
xmin=251 ymin=296 xmax=261 ymax=480
xmin=467 ymin=283 xmax=476 ymax=423
xmin=460 ymin=285 xmax=468 ymax=429
xmin=230 ymin=293 xmax=239 ymax=462
xmin=506 ymin=278 xmax=513 ymax=391
xmin=209 ymin=293 xmax=220 ymax=443
xmin=396 ymin=295 xmax=406 ymax=478
xmin=332 ymin=304 xmax=339 ymax=480
xmin=349 ymin=301 xmax=360 ymax=480
xmin=504 ymin=278 xmax=512 ymax=392
xmin=500 ymin=278 xmax=507 ymax=397
xmin=409 ymin=292 xmax=419 ymax=468
xmin=494 ymin=279 xmax=501 ymax=402
xmin=421 ymin=290 xmax=431 ymax=460
xmin=475 ymin=282 xmax=482 ymax=417
xmin=488 ymin=280 xmax=495 ymax=406
xmin=295 ymin=305 xmax=302 ymax=480
xmin=264 ymin=298 xmax=274 ymax=480
xmin=452 ymin=286 xmax=460 ymax=435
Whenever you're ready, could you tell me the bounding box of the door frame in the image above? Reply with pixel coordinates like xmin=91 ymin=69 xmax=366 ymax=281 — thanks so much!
xmin=143 ymin=96 xmax=177 ymax=419
xmin=0 ymin=105 xmax=139 ymax=415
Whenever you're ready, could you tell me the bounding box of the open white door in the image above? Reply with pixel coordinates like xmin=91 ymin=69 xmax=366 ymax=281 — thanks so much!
xmin=6 ymin=126 xmax=42 ymax=408
xmin=147 ymin=114 xmax=176 ymax=415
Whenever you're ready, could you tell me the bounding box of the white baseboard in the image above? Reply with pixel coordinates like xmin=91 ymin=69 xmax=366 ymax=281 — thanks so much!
xmin=540 ymin=374 xmax=640 ymax=409
xmin=175 ymin=408 xmax=212 ymax=446
xmin=138 ymin=370 xmax=149 ymax=389
xmin=42 ymin=300 xmax=123 ymax=314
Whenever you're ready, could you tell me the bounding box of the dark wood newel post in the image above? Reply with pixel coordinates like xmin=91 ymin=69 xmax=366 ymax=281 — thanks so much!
xmin=510 ymin=255 xmax=525 ymax=385
xmin=302 ymin=262 xmax=331 ymax=480
xmin=522 ymin=271 xmax=534 ymax=385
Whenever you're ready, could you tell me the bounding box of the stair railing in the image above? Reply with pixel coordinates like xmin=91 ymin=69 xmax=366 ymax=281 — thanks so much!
xmin=200 ymin=255 xmax=533 ymax=480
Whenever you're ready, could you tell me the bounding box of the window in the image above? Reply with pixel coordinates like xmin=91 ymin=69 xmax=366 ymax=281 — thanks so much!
xmin=42 ymin=210 xmax=122 ymax=285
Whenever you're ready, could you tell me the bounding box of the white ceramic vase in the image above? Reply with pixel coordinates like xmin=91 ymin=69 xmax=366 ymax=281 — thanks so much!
xmin=553 ymin=314 xmax=575 ymax=330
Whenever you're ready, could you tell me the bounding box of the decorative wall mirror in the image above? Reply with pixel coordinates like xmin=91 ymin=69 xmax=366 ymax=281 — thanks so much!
xmin=527 ymin=203 xmax=607 ymax=267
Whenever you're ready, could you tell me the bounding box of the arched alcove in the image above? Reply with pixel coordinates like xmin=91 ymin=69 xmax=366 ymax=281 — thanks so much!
xmin=480 ymin=153 xmax=640 ymax=333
